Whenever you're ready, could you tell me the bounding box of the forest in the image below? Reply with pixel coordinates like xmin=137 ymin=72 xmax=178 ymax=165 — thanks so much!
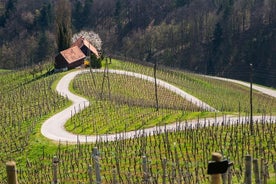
xmin=0 ymin=0 xmax=275 ymax=87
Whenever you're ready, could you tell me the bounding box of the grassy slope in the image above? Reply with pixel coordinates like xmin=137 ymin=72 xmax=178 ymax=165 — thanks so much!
xmin=0 ymin=67 xmax=71 ymax=179
xmin=108 ymin=59 xmax=276 ymax=114
xmin=0 ymin=61 xmax=275 ymax=183
xmin=65 ymin=72 xmax=215 ymax=134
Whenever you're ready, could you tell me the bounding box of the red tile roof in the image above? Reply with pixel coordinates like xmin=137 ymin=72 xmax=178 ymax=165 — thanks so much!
xmin=60 ymin=46 xmax=86 ymax=64
xmin=71 ymin=36 xmax=100 ymax=58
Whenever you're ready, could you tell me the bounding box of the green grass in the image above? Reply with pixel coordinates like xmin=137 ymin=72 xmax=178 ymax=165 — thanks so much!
xmin=0 ymin=68 xmax=70 ymax=180
xmin=0 ymin=68 xmax=9 ymax=72
xmin=16 ymin=121 xmax=276 ymax=183
xmin=64 ymin=60 xmax=276 ymax=135
xmin=108 ymin=59 xmax=276 ymax=114
xmin=0 ymin=60 xmax=276 ymax=183
xmin=65 ymin=72 xmax=213 ymax=134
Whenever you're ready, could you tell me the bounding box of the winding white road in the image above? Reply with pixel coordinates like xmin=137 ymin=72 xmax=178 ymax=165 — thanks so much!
xmin=205 ymin=75 xmax=276 ymax=98
xmin=41 ymin=69 xmax=276 ymax=143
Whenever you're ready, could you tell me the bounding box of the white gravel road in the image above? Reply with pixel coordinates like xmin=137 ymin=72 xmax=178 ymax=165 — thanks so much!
xmin=41 ymin=69 xmax=276 ymax=143
xmin=205 ymin=75 xmax=276 ymax=98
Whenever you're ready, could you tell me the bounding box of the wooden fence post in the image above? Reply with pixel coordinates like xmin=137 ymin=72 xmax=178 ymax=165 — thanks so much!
xmin=263 ymin=161 xmax=268 ymax=184
xmin=88 ymin=165 xmax=93 ymax=184
xmin=244 ymin=155 xmax=252 ymax=184
xmin=112 ymin=166 xmax=118 ymax=184
xmin=52 ymin=156 xmax=59 ymax=184
xmin=228 ymin=163 xmax=233 ymax=184
xmin=6 ymin=161 xmax=18 ymax=184
xmin=92 ymin=147 xmax=101 ymax=184
xmin=260 ymin=158 xmax=264 ymax=183
xmin=222 ymin=168 xmax=227 ymax=184
xmin=142 ymin=156 xmax=149 ymax=183
xmin=260 ymin=158 xmax=269 ymax=184
xmin=162 ymin=158 xmax=167 ymax=184
xmin=210 ymin=152 xmax=222 ymax=184
xmin=273 ymin=162 xmax=276 ymax=184
xmin=253 ymin=159 xmax=261 ymax=184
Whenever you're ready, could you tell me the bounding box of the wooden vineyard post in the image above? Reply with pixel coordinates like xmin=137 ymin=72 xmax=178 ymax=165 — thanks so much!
xmin=228 ymin=163 xmax=233 ymax=184
xmin=253 ymin=159 xmax=261 ymax=184
xmin=244 ymin=155 xmax=252 ymax=184
xmin=249 ymin=63 xmax=253 ymax=134
xmin=142 ymin=156 xmax=149 ymax=183
xmin=222 ymin=163 xmax=228 ymax=184
xmin=162 ymin=158 xmax=167 ymax=184
xmin=273 ymin=162 xmax=276 ymax=184
xmin=88 ymin=165 xmax=93 ymax=184
xmin=6 ymin=161 xmax=18 ymax=184
xmin=153 ymin=60 xmax=159 ymax=111
xmin=210 ymin=152 xmax=222 ymax=184
xmin=92 ymin=147 xmax=101 ymax=184
xmin=263 ymin=161 xmax=268 ymax=184
xmin=260 ymin=158 xmax=264 ymax=183
xmin=112 ymin=166 xmax=118 ymax=184
xmin=52 ymin=156 xmax=59 ymax=184
xmin=207 ymin=152 xmax=232 ymax=184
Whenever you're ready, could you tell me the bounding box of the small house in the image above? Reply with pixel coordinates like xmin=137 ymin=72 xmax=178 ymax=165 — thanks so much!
xmin=55 ymin=46 xmax=86 ymax=70
xmin=71 ymin=36 xmax=100 ymax=58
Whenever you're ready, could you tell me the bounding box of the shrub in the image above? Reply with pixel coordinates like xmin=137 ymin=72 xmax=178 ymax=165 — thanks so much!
xmin=90 ymin=54 xmax=102 ymax=68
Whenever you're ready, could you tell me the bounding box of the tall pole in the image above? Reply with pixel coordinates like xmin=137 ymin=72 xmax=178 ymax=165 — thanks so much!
xmin=52 ymin=156 xmax=59 ymax=184
xmin=250 ymin=63 xmax=253 ymax=134
xmin=154 ymin=60 xmax=159 ymax=111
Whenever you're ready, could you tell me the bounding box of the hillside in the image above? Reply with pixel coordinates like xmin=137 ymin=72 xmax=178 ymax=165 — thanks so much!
xmin=0 ymin=60 xmax=276 ymax=183
xmin=0 ymin=0 xmax=275 ymax=87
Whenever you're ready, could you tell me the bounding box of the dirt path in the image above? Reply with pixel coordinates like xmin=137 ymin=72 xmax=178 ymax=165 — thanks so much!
xmin=41 ymin=69 xmax=276 ymax=143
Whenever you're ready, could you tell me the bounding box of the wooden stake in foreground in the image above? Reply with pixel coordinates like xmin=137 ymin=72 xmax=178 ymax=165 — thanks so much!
xmin=207 ymin=152 xmax=232 ymax=184
xmin=244 ymin=155 xmax=252 ymax=184
xmin=92 ymin=147 xmax=101 ymax=184
xmin=6 ymin=161 xmax=18 ymax=184
xmin=211 ymin=152 xmax=222 ymax=184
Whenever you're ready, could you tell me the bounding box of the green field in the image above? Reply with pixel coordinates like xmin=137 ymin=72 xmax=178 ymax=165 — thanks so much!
xmin=0 ymin=60 xmax=275 ymax=183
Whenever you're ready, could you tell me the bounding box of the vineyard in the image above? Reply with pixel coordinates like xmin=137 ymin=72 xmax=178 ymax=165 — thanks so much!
xmin=0 ymin=60 xmax=276 ymax=183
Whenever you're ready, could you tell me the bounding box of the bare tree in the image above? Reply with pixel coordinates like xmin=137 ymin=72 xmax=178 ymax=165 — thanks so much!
xmin=72 ymin=30 xmax=102 ymax=51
